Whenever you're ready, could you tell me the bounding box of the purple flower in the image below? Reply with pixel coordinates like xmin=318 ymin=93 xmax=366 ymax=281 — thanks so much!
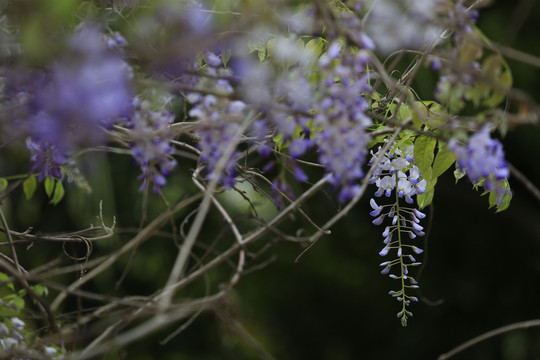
xmin=313 ymin=46 xmax=372 ymax=202
xmin=449 ymin=126 xmax=510 ymax=205
xmin=6 ymin=25 xmax=133 ymax=180
xmin=293 ymin=165 xmax=308 ymax=182
xmin=128 ymin=95 xmax=177 ymax=193
xmin=411 ymin=246 xmax=423 ymax=254
xmin=289 ymin=138 xmax=312 ymax=159
xmin=379 ymin=246 xmax=390 ymax=256
xmin=186 ymin=53 xmax=245 ymax=188
xmin=368 ymin=143 xmax=426 ymax=324
xmin=369 ymin=198 xmax=383 ymax=216
xmin=372 ymin=214 xmax=386 ymax=226
xmin=26 ymin=138 xmax=69 ymax=181
xmin=413 ymin=209 xmax=426 ymax=219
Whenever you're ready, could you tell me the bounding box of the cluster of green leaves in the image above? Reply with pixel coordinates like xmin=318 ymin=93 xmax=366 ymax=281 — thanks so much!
xmin=371 ymin=91 xmax=511 ymax=213
xmin=0 ymin=272 xmax=49 ymax=317
xmin=0 ymin=272 xmax=60 ymax=357
xmin=437 ymin=30 xmax=513 ymax=115
xmin=413 ymin=134 xmax=456 ymax=209
xmin=0 ymin=174 xmax=65 ymax=205
xmin=0 ymin=272 xmax=26 ymax=316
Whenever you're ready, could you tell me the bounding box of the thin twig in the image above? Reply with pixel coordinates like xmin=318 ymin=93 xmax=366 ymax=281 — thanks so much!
xmin=156 ymin=174 xmax=330 ymax=304
xmin=0 ymin=260 xmax=63 ymax=347
xmin=192 ymin=168 xmax=244 ymax=244
xmin=159 ymin=111 xmax=256 ymax=310
xmin=50 ymin=192 xmax=203 ymax=312
xmin=508 ymin=163 xmax=540 ymax=206
xmin=244 ymin=169 xmax=327 ymax=233
xmin=296 ymin=123 xmax=405 ymax=262
xmin=438 ymin=319 xmax=540 ymax=359
xmin=0 ymin=204 xmax=22 ymax=275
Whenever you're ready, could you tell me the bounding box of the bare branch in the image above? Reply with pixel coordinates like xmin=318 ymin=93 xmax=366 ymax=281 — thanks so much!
xmin=438 ymin=319 xmax=540 ymax=360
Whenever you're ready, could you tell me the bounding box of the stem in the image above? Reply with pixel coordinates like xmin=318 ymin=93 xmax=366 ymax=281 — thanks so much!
xmin=0 ymin=203 xmax=22 ymax=275
xmin=159 ymin=111 xmax=255 ymax=310
xmin=438 ymin=319 xmax=540 ymax=360
xmin=394 ymin=172 xmax=407 ymax=326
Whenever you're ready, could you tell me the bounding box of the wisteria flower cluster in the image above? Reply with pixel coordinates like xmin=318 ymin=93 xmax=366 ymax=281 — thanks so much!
xmin=313 ymin=41 xmax=373 ymax=203
xmin=368 ymin=144 xmax=427 ymax=326
xmin=449 ymin=125 xmax=510 ymax=206
xmin=369 ymin=144 xmax=427 ymax=203
xmin=186 ymin=52 xmax=247 ymax=189
xmin=2 ymin=25 xmax=132 ymax=181
xmin=127 ymin=94 xmax=178 ymax=194
xmin=0 ymin=317 xmax=61 ymax=359
xmin=433 ymin=1 xmax=482 ymax=111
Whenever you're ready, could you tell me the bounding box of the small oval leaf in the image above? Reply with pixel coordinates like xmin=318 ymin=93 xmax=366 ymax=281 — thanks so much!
xmin=44 ymin=177 xmax=55 ymax=198
xmin=0 ymin=178 xmax=7 ymax=192
xmin=23 ymin=175 xmax=37 ymax=200
xmin=50 ymin=181 xmax=65 ymax=205
xmin=414 ymin=135 xmax=436 ymax=182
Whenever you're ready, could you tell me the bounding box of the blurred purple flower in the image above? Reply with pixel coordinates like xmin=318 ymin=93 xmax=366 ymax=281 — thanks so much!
xmin=128 ymin=95 xmax=177 ymax=193
xmin=449 ymin=126 xmax=510 ymax=205
xmin=314 ymin=45 xmax=372 ymax=203
xmin=4 ymin=25 xmax=133 ymax=180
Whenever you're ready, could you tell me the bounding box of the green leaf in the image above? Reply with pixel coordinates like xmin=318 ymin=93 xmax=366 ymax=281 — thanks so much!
xmin=4 ymin=294 xmax=25 ymax=310
xmin=0 ymin=178 xmax=7 ymax=192
xmin=414 ymin=135 xmax=436 ymax=181
xmin=482 ymin=92 xmax=505 ymax=108
xmin=32 ymin=284 xmax=49 ymax=297
xmin=273 ymin=133 xmax=284 ymax=152
xmin=0 ymin=307 xmax=18 ymax=317
xmin=60 ymin=166 xmax=92 ymax=194
xmin=305 ymin=38 xmax=324 ymax=58
xmin=393 ymin=130 xmax=415 ymax=152
xmin=0 ymin=272 xmax=15 ymax=291
xmin=417 ymin=179 xmax=437 ymax=210
xmin=426 ymin=103 xmax=450 ymax=128
xmin=12 ymin=296 xmax=24 ymax=310
xmin=266 ymin=38 xmax=275 ymax=58
xmin=44 ymin=177 xmax=55 ymax=198
xmin=482 ymin=69 xmax=512 ymax=108
xmin=257 ymin=47 xmax=266 ymax=62
xmin=410 ymin=101 xmax=431 ymax=128
xmin=431 ymin=143 xmax=456 ymax=179
xmin=23 ymin=175 xmax=37 ymax=200
xmin=50 ymin=180 xmax=65 ymax=205
xmin=437 ymin=79 xmax=466 ymax=113
xmin=454 ymin=168 xmax=466 ymax=182
xmin=371 ymin=91 xmax=382 ymax=102
xmin=221 ymin=50 xmax=231 ymax=67
xmin=247 ymin=39 xmax=267 ymax=62
xmin=464 ymin=86 xmax=483 ymax=107
xmin=489 ymin=179 xmax=512 ymax=212
xmin=396 ymin=103 xmax=413 ymax=123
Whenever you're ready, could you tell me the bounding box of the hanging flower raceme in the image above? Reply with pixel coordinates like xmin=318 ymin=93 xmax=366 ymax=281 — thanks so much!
xmin=186 ymin=52 xmax=246 ymax=189
xmin=3 ymin=25 xmax=132 ymax=181
xmin=448 ymin=125 xmax=511 ymax=207
xmin=0 ymin=317 xmax=62 ymax=358
xmin=126 ymin=94 xmax=177 ymax=194
xmin=314 ymin=41 xmax=373 ymax=203
xmin=25 ymin=138 xmax=69 ymax=182
xmin=368 ymin=144 xmax=426 ymax=326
